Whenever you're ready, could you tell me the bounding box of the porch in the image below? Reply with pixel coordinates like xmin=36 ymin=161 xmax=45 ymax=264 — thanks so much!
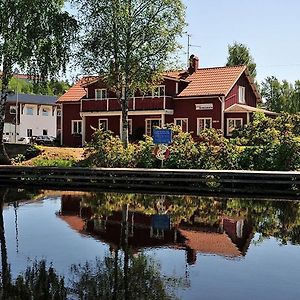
xmin=81 ymin=96 xmax=173 ymax=112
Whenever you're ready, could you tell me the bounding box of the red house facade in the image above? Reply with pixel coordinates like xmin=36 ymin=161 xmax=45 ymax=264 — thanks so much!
xmin=58 ymin=57 xmax=275 ymax=147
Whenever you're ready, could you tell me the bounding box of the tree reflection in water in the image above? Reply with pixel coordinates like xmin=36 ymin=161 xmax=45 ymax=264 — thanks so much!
xmin=1 ymin=188 xmax=300 ymax=299
xmin=0 ymin=189 xmax=184 ymax=299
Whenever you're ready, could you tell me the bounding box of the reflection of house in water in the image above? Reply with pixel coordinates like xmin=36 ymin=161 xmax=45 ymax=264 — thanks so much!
xmin=59 ymin=195 xmax=253 ymax=264
xmin=179 ymin=215 xmax=253 ymax=264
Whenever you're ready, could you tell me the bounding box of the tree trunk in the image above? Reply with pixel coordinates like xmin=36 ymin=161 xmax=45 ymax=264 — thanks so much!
xmin=0 ymin=189 xmax=11 ymax=297
xmin=0 ymin=59 xmax=12 ymax=165
xmin=121 ymin=98 xmax=129 ymax=148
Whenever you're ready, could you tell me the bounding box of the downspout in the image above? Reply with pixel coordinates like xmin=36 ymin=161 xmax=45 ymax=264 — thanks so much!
xmin=219 ymin=96 xmax=225 ymax=134
xmin=60 ymin=104 xmax=63 ymax=146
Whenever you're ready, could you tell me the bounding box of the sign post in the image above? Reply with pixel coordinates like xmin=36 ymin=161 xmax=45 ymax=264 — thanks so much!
xmin=153 ymin=129 xmax=172 ymax=168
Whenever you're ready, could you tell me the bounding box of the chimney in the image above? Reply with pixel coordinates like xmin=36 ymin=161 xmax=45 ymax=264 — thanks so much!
xmin=188 ymin=54 xmax=199 ymax=74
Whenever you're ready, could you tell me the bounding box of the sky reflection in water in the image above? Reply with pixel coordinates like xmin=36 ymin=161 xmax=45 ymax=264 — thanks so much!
xmin=1 ymin=189 xmax=300 ymax=299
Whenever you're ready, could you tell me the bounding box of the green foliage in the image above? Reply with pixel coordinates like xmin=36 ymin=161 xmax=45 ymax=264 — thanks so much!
xmin=134 ymin=136 xmax=158 ymax=168
xmin=74 ymin=0 xmax=185 ymax=145
xmin=84 ymin=114 xmax=300 ymax=171
xmin=0 ymin=0 xmax=78 ymax=164
xmin=1 ymin=260 xmax=67 ymax=299
xmin=226 ymin=42 xmax=257 ymax=78
xmin=233 ymin=112 xmax=300 ymax=170
xmin=70 ymin=254 xmax=181 ymax=300
xmin=24 ymin=145 xmax=41 ymax=160
xmin=261 ymin=76 xmax=300 ymax=113
xmin=11 ymin=154 xmax=26 ymax=164
xmin=84 ymin=128 xmax=136 ymax=168
xmin=32 ymin=158 xmax=76 ymax=167
xmin=5 ymin=77 xmax=71 ymax=96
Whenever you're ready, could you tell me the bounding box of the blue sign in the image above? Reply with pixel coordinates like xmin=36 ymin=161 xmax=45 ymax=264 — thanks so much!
xmin=152 ymin=215 xmax=171 ymax=230
xmin=153 ymin=129 xmax=172 ymax=144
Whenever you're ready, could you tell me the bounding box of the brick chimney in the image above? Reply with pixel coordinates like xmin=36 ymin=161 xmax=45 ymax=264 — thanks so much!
xmin=188 ymin=54 xmax=199 ymax=74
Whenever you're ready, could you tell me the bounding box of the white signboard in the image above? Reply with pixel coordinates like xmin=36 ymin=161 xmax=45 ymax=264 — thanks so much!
xmin=195 ymin=103 xmax=213 ymax=110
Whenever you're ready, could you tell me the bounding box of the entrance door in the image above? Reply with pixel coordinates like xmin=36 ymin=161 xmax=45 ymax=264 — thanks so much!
xmin=145 ymin=119 xmax=161 ymax=136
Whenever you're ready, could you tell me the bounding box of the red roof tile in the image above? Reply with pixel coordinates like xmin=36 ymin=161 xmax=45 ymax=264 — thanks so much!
xmin=179 ymin=229 xmax=241 ymax=257
xmin=57 ymin=76 xmax=97 ymax=103
xmin=178 ymin=65 xmax=246 ymax=97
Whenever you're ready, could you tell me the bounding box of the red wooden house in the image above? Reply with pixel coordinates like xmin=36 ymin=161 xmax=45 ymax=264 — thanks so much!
xmin=57 ymin=56 xmax=275 ymax=147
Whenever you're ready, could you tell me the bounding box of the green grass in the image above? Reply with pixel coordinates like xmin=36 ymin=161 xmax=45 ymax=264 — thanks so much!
xmin=32 ymin=158 xmax=76 ymax=167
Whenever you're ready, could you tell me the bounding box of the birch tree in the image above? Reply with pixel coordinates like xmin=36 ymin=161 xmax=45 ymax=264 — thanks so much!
xmin=74 ymin=0 xmax=185 ymax=147
xmin=0 ymin=0 xmax=78 ymax=164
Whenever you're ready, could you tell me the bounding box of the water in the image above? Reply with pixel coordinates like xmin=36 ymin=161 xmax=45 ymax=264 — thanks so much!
xmin=1 ymin=188 xmax=300 ymax=299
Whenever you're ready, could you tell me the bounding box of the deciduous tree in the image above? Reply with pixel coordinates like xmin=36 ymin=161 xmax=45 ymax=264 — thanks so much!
xmin=0 ymin=0 xmax=78 ymax=164
xmin=73 ymin=0 xmax=186 ymax=147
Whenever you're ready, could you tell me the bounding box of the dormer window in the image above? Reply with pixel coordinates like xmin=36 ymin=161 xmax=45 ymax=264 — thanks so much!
xmin=95 ymin=88 xmax=107 ymax=100
xmin=238 ymin=86 xmax=245 ymax=104
xmin=152 ymin=85 xmax=165 ymax=98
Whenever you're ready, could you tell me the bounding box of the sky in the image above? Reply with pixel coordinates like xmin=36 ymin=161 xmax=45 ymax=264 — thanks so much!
xmin=65 ymin=0 xmax=300 ymax=84
xmin=180 ymin=0 xmax=300 ymax=83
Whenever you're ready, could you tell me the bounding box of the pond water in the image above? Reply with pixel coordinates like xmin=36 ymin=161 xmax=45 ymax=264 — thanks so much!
xmin=1 ymin=188 xmax=300 ymax=299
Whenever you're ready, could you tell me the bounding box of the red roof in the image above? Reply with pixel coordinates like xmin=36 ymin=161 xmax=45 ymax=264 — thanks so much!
xmin=58 ymin=65 xmax=259 ymax=102
xmin=57 ymin=76 xmax=97 ymax=103
xmin=178 ymin=65 xmax=247 ymax=97
xmin=179 ymin=229 xmax=242 ymax=257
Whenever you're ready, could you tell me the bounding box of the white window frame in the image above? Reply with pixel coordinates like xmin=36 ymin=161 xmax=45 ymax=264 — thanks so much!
xmin=152 ymin=85 xmax=165 ymax=98
xmin=145 ymin=118 xmax=162 ymax=136
xmin=238 ymin=86 xmax=245 ymax=104
xmin=174 ymin=118 xmax=188 ymax=132
xmin=10 ymin=105 xmax=16 ymax=114
xmin=227 ymin=118 xmax=243 ymax=136
xmin=197 ymin=117 xmax=212 ymax=135
xmin=95 ymin=88 xmax=107 ymax=100
xmin=98 ymin=119 xmax=108 ymax=131
xmin=71 ymin=120 xmax=82 ymax=134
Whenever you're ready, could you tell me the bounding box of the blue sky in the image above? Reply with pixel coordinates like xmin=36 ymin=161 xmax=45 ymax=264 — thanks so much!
xmin=65 ymin=0 xmax=300 ymax=84
xmin=181 ymin=0 xmax=300 ymax=83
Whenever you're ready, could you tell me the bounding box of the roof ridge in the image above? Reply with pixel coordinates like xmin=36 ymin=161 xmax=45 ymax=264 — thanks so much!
xmin=198 ymin=65 xmax=246 ymax=71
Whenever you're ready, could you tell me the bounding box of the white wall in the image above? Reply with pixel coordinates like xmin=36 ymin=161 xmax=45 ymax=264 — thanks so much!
xmin=3 ymin=122 xmax=16 ymax=142
xmin=19 ymin=104 xmax=57 ymax=138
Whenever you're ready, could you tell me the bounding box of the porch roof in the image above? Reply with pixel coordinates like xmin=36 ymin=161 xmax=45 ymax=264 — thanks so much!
xmin=225 ymin=103 xmax=278 ymax=115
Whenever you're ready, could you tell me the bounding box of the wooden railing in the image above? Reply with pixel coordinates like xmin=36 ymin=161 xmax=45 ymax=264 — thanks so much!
xmin=0 ymin=166 xmax=299 ymax=198
xmin=81 ymin=96 xmax=173 ymax=112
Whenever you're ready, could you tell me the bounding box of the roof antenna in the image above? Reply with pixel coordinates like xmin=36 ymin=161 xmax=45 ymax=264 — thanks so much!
xmin=186 ymin=33 xmax=201 ymax=68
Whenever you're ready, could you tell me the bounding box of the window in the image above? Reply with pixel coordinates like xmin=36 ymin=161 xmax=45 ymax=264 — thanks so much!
xmin=42 ymin=108 xmax=49 ymax=116
xmin=10 ymin=106 xmax=16 ymax=114
xmin=27 ymin=129 xmax=33 ymax=137
xmin=174 ymin=118 xmax=188 ymax=132
xmin=98 ymin=119 xmax=108 ymax=131
xmin=72 ymin=120 xmax=82 ymax=134
xmin=197 ymin=118 xmax=212 ymax=134
xmin=26 ymin=107 xmax=34 ymax=115
xmin=152 ymin=85 xmax=165 ymax=98
xmin=57 ymin=108 xmax=62 ymax=117
xmin=43 ymin=129 xmax=48 ymax=135
xmin=227 ymin=118 xmax=243 ymax=136
xmin=145 ymin=119 xmax=161 ymax=136
xmin=128 ymin=119 xmax=132 ymax=135
xmin=95 ymin=89 xmax=107 ymax=100
xmin=239 ymin=86 xmax=245 ymax=104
